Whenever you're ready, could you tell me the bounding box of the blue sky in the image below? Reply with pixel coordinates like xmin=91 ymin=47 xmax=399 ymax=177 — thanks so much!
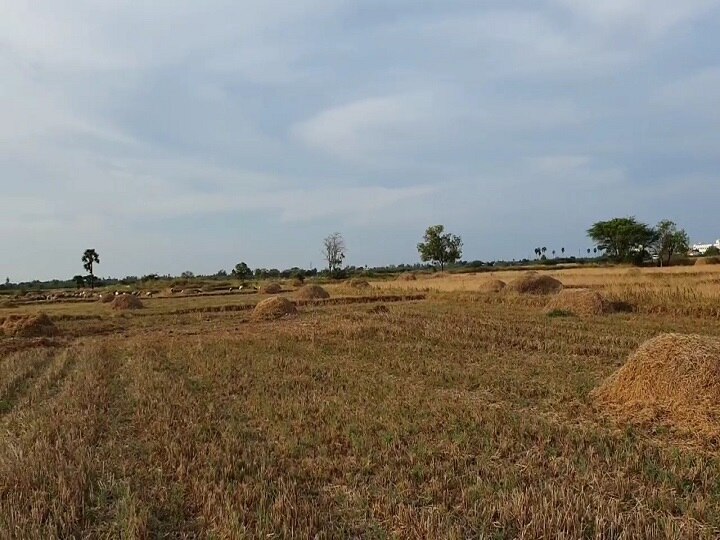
xmin=1 ymin=1 xmax=719 ymax=280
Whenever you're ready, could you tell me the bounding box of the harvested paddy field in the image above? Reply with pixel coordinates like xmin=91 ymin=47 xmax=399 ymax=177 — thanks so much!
xmin=2 ymin=269 xmax=720 ymax=537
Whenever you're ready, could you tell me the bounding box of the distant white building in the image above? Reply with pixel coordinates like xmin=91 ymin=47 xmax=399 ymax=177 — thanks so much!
xmin=691 ymin=239 xmax=720 ymax=254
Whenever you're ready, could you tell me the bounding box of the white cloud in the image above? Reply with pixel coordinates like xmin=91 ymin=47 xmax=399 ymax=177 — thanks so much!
xmin=553 ymin=0 xmax=717 ymax=36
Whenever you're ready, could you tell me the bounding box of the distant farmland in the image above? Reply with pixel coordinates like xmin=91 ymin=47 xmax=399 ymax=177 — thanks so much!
xmin=1 ymin=266 xmax=720 ymax=537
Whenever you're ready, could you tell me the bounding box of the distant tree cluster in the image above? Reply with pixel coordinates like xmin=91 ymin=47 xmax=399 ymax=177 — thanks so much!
xmin=587 ymin=217 xmax=689 ymax=266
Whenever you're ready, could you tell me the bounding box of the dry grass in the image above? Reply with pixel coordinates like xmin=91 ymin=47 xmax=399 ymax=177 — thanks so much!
xmin=507 ymin=273 xmax=564 ymax=295
xmin=260 ymin=282 xmax=283 ymax=294
xmin=696 ymin=257 xmax=720 ymax=266
xmin=295 ymin=284 xmax=330 ymax=300
xmin=1 ymin=313 xmax=57 ymax=337
xmin=252 ymin=296 xmax=298 ymax=321
xmin=593 ymin=333 xmax=720 ymax=436
xmin=478 ymin=278 xmax=506 ymax=293
xmin=3 ymin=265 xmax=720 ymax=536
xmin=111 ymin=294 xmax=144 ymax=310
xmin=544 ymin=288 xmax=609 ymax=317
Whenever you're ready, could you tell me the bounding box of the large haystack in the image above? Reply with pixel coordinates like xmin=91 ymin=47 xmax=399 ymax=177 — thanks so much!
xmin=593 ymin=334 xmax=720 ymax=431
xmin=260 ymin=282 xmax=282 ymax=294
xmin=295 ymin=284 xmax=330 ymax=300
xmin=695 ymin=256 xmax=720 ymax=266
xmin=252 ymin=296 xmax=297 ymax=321
xmin=544 ymin=288 xmax=608 ymax=316
xmin=479 ymin=279 xmax=506 ymax=293
xmin=1 ymin=313 xmax=58 ymax=337
xmin=396 ymin=273 xmax=417 ymax=281
xmin=347 ymin=278 xmax=371 ymax=289
xmin=111 ymin=294 xmax=144 ymax=310
xmin=506 ymin=273 xmax=563 ymax=295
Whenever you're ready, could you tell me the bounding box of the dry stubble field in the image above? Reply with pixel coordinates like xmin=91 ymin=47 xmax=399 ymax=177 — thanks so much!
xmin=2 ymin=266 xmax=720 ymax=538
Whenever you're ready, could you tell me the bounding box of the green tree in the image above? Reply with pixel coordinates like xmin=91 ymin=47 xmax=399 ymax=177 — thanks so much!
xmin=322 ymin=233 xmax=346 ymax=276
xmin=232 ymin=262 xmax=253 ymax=279
xmin=705 ymin=246 xmax=720 ymax=257
xmin=587 ymin=217 xmax=657 ymax=263
xmin=81 ymin=249 xmax=100 ymax=289
xmin=652 ymin=220 xmax=689 ymax=267
xmin=417 ymin=225 xmax=463 ymax=272
xmin=72 ymin=275 xmax=85 ymax=289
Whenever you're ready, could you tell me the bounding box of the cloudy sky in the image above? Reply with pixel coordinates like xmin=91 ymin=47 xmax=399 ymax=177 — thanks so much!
xmin=2 ymin=1 xmax=719 ymax=280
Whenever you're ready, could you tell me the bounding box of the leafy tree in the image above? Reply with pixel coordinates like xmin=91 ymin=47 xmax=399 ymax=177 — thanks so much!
xmin=587 ymin=217 xmax=657 ymax=263
xmin=323 ymin=233 xmax=346 ymax=276
xmin=232 ymin=262 xmax=253 ymax=279
xmin=417 ymin=225 xmax=463 ymax=272
xmin=181 ymin=271 xmax=195 ymax=279
xmin=81 ymin=249 xmax=100 ymax=290
xmin=72 ymin=275 xmax=85 ymax=289
xmin=216 ymin=269 xmax=228 ymax=277
xmin=652 ymin=220 xmax=689 ymax=267
xmin=705 ymin=246 xmax=720 ymax=257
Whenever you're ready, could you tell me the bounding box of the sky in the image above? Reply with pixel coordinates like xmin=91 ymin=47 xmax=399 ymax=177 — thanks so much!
xmin=1 ymin=1 xmax=719 ymax=280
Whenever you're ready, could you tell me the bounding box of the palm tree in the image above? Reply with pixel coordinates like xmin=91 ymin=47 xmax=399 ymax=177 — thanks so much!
xmin=561 ymin=247 xmax=565 ymax=256
xmin=552 ymin=250 xmax=556 ymax=258
xmin=593 ymin=247 xmax=598 ymax=255
xmin=542 ymin=247 xmax=547 ymax=256
xmin=587 ymin=248 xmax=591 ymax=255
xmin=82 ymin=249 xmax=100 ymax=290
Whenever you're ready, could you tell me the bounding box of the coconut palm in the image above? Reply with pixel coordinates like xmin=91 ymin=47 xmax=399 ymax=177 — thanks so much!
xmin=82 ymin=249 xmax=100 ymax=290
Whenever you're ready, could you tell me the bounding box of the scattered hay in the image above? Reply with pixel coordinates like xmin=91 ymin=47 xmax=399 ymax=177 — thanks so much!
xmin=625 ymin=268 xmax=642 ymax=275
xmin=368 ymin=304 xmax=390 ymax=314
xmin=295 ymin=284 xmax=330 ymax=300
xmin=111 ymin=294 xmax=144 ymax=310
xmin=252 ymin=297 xmax=298 ymax=321
xmin=479 ymin=279 xmax=506 ymax=293
xmin=396 ymin=273 xmax=417 ymax=281
xmin=347 ymin=278 xmax=371 ymax=289
xmin=592 ymin=334 xmax=720 ymax=434
xmin=260 ymin=282 xmax=282 ymax=294
xmin=1 ymin=313 xmax=58 ymax=337
xmin=506 ymin=273 xmax=563 ymax=295
xmin=695 ymin=257 xmax=720 ymax=266
xmin=543 ymin=288 xmax=609 ymax=317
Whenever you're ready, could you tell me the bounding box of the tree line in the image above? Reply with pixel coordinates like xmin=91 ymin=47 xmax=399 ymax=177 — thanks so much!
xmin=0 ymin=217 xmax=709 ymax=291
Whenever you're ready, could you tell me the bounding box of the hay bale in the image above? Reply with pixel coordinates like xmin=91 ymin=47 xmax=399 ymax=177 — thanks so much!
xmin=295 ymin=284 xmax=330 ymax=300
xmin=252 ymin=297 xmax=297 ymax=321
xmin=347 ymin=278 xmax=371 ymax=289
xmin=260 ymin=282 xmax=282 ymax=294
xmin=479 ymin=279 xmax=506 ymax=293
xmin=290 ymin=278 xmax=304 ymax=288
xmin=396 ymin=273 xmax=417 ymax=281
xmin=99 ymin=293 xmax=116 ymax=303
xmin=506 ymin=273 xmax=563 ymax=295
xmin=592 ymin=334 xmax=720 ymax=430
xmin=543 ymin=289 xmax=609 ymax=316
xmin=695 ymin=256 xmax=720 ymax=266
xmin=111 ymin=294 xmax=144 ymax=310
xmin=1 ymin=313 xmax=58 ymax=337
